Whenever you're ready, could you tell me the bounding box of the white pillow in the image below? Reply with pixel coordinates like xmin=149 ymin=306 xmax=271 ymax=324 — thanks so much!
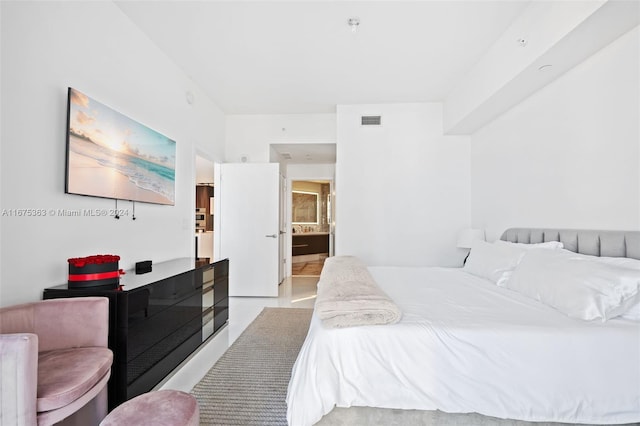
xmin=597 ymin=256 xmax=640 ymax=321
xmin=463 ymin=240 xmax=527 ymax=286
xmin=553 ymin=249 xmax=640 ymax=270
xmin=597 ymin=256 xmax=640 ymax=270
xmin=463 ymin=240 xmax=564 ymax=286
xmin=506 ymin=249 xmax=640 ymax=321
xmin=539 ymin=251 xmax=640 ymax=321
xmin=494 ymin=240 xmax=564 ymax=250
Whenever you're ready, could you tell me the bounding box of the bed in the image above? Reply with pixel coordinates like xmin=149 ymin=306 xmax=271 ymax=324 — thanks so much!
xmin=286 ymin=228 xmax=640 ymax=426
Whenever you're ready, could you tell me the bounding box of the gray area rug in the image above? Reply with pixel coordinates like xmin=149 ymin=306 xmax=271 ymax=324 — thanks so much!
xmin=317 ymin=407 xmax=640 ymax=426
xmin=191 ymin=307 xmax=313 ymax=425
xmin=192 ymin=307 xmax=638 ymax=426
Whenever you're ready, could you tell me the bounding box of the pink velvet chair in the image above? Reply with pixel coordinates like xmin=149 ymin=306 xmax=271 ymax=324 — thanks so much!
xmin=0 ymin=297 xmax=113 ymax=426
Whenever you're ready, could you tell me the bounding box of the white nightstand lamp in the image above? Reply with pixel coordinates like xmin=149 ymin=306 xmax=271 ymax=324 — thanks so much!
xmin=457 ymin=228 xmax=484 ymax=265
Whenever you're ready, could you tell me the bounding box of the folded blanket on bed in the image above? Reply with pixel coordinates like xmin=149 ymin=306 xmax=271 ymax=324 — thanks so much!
xmin=315 ymin=256 xmax=402 ymax=328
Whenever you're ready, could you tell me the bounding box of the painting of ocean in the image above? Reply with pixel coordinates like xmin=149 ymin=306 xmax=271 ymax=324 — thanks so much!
xmin=66 ymin=88 xmax=176 ymax=205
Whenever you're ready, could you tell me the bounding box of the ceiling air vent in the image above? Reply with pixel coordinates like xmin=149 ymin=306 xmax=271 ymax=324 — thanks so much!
xmin=361 ymin=115 xmax=382 ymax=126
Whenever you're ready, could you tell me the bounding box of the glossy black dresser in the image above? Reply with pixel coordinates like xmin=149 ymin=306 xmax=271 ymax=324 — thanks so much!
xmin=43 ymin=258 xmax=229 ymax=409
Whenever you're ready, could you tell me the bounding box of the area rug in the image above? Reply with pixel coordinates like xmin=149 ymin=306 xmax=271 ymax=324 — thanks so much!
xmin=191 ymin=307 xmax=312 ymax=425
xmin=315 ymin=407 xmax=638 ymax=426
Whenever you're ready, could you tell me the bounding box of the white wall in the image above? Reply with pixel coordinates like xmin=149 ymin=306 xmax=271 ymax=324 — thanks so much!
xmin=225 ymin=114 xmax=336 ymax=162
xmin=0 ymin=2 xmax=225 ymax=306
xmin=471 ymin=27 xmax=640 ymax=242
xmin=336 ymin=103 xmax=471 ymax=267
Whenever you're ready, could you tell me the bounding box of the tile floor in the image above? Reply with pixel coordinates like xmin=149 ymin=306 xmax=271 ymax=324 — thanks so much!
xmin=156 ymin=276 xmax=318 ymax=393
xmin=291 ymin=259 xmax=326 ymax=276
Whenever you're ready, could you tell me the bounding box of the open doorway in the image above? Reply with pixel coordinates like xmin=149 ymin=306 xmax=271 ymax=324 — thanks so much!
xmin=269 ymin=143 xmax=336 ymax=280
xmin=291 ymin=180 xmax=331 ymax=276
xmin=195 ymin=155 xmax=214 ymax=267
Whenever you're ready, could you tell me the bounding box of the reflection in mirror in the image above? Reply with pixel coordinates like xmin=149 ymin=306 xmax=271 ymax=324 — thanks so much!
xmin=292 ymin=191 xmax=318 ymax=224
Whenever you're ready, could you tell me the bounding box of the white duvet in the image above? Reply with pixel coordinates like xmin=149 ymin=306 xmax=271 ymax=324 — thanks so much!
xmin=286 ymin=267 xmax=640 ymax=426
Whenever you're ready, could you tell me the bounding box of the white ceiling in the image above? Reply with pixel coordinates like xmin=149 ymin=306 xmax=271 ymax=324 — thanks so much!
xmin=116 ymin=1 xmax=530 ymax=115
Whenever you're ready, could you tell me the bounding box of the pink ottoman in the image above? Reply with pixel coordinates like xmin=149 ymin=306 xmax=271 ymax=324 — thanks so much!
xmin=100 ymin=390 xmax=199 ymax=426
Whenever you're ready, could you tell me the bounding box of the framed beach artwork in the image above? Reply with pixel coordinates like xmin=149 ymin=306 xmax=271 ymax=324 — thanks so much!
xmin=65 ymin=87 xmax=176 ymax=205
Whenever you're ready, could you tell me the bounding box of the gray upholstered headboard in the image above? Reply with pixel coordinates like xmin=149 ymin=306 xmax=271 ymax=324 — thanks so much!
xmin=500 ymin=228 xmax=640 ymax=260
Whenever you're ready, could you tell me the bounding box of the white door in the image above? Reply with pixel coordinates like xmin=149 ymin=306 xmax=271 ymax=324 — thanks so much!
xmin=218 ymin=163 xmax=280 ymax=297
xmin=279 ymin=174 xmax=287 ymax=283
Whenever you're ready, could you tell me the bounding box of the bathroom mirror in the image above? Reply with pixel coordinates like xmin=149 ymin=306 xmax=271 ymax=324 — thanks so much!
xmin=292 ymin=191 xmax=318 ymax=224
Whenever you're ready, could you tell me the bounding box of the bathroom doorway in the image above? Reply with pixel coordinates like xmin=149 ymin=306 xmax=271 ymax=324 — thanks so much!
xmin=195 ymin=155 xmax=215 ymax=267
xmin=291 ymin=180 xmax=331 ymax=276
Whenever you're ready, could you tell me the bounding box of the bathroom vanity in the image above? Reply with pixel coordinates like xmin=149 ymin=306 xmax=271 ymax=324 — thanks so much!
xmin=292 ymin=232 xmax=329 ymax=256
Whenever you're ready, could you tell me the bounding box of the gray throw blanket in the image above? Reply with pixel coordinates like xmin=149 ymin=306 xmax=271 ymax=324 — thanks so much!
xmin=315 ymin=256 xmax=402 ymax=328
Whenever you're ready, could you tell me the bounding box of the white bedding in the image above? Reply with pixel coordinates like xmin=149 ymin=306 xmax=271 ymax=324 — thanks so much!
xmin=286 ymin=267 xmax=640 ymax=426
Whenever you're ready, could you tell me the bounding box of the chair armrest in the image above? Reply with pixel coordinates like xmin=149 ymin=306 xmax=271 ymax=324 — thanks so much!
xmin=0 ymin=333 xmax=38 ymax=426
xmin=35 ymin=297 xmax=109 ymax=351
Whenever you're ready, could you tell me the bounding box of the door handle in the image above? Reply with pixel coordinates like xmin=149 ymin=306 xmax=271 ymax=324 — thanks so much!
xmin=265 ymin=234 xmax=278 ymax=238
